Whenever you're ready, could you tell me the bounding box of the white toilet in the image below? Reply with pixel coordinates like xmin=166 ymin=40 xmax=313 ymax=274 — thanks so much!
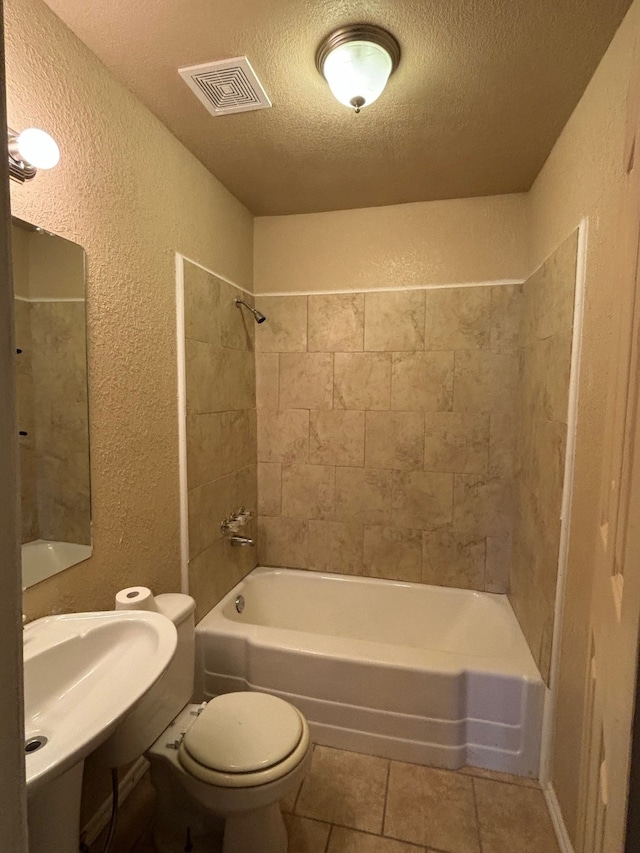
xmin=95 ymin=593 xmax=311 ymax=853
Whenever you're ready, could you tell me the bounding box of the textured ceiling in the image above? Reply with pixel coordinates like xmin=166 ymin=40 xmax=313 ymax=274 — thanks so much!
xmin=43 ymin=0 xmax=632 ymax=215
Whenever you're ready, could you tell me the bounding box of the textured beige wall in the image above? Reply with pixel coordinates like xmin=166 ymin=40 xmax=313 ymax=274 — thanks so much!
xmin=5 ymin=0 xmax=253 ymax=620
xmin=528 ymin=0 xmax=639 ymax=840
xmin=255 ymin=285 xmax=520 ymax=590
xmin=184 ymin=262 xmax=257 ymax=622
xmin=510 ymin=232 xmax=578 ymax=686
xmin=254 ymin=194 xmax=530 ymax=295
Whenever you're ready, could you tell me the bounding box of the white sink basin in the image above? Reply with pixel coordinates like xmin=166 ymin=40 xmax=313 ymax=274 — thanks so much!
xmin=23 ymin=610 xmax=177 ymax=793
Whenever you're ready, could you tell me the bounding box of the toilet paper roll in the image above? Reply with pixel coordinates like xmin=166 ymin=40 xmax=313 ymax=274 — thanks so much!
xmin=114 ymin=586 xmax=159 ymax=612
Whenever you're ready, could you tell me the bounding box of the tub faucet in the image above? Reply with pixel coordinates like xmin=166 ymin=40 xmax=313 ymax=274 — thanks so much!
xmin=229 ymin=535 xmax=255 ymax=547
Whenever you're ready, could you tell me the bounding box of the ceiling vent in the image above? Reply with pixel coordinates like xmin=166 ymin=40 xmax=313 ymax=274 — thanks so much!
xmin=178 ymin=57 xmax=272 ymax=116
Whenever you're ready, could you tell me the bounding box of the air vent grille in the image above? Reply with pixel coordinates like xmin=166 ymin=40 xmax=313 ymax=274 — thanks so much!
xmin=178 ymin=57 xmax=272 ymax=116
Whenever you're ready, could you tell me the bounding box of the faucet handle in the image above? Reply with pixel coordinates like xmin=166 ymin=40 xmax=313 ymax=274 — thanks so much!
xmin=236 ymin=507 xmax=252 ymax=524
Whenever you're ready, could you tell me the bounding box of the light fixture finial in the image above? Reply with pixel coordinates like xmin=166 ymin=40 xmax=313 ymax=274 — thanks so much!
xmin=316 ymin=24 xmax=401 ymax=113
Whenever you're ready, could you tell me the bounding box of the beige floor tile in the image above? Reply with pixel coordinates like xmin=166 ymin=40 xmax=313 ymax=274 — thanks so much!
xmin=384 ymin=762 xmax=480 ymax=853
xmin=329 ymin=826 xmax=426 ymax=852
xmin=296 ymin=745 xmax=389 ymax=833
xmin=281 ymin=777 xmax=304 ymax=813
xmin=474 ymin=778 xmax=560 ymax=853
xmin=460 ymin=765 xmax=540 ymax=788
xmin=285 ymin=814 xmax=332 ymax=853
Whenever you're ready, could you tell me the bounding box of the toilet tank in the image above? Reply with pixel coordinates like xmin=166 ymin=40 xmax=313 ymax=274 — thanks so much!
xmin=93 ymin=593 xmax=196 ymax=767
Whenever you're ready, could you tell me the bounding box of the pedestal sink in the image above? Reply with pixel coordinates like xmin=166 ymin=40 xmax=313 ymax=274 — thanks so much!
xmin=23 ymin=610 xmax=177 ymax=853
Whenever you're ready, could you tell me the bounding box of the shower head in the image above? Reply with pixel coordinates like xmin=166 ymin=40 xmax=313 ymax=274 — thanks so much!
xmin=235 ymin=298 xmax=266 ymax=324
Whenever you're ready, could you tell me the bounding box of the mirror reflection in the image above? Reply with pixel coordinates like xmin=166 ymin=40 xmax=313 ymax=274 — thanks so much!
xmin=12 ymin=217 xmax=92 ymax=588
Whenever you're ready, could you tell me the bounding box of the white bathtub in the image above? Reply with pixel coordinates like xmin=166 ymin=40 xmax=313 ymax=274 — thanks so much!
xmin=195 ymin=567 xmax=544 ymax=777
xmin=21 ymin=539 xmax=92 ymax=588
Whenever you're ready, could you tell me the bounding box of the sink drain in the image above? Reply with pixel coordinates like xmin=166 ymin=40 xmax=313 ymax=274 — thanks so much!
xmin=25 ymin=736 xmax=47 ymax=753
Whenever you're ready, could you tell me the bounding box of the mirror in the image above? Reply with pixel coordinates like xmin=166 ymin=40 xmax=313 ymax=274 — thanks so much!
xmin=12 ymin=217 xmax=92 ymax=588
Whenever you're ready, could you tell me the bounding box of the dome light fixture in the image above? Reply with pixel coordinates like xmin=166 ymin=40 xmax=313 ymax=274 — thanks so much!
xmin=8 ymin=127 xmax=60 ymax=182
xmin=315 ymin=24 xmax=401 ymax=114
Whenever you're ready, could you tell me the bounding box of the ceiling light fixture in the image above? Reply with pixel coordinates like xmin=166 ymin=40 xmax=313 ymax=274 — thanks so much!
xmin=315 ymin=24 xmax=401 ymax=114
xmin=8 ymin=127 xmax=60 ymax=182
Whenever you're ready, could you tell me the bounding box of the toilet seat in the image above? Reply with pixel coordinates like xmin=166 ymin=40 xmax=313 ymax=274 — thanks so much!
xmin=178 ymin=693 xmax=310 ymax=788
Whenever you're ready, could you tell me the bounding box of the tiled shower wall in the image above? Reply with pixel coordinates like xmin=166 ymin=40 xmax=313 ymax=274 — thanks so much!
xmin=15 ymin=298 xmax=90 ymax=545
xmin=510 ymin=232 xmax=578 ymax=683
xmin=15 ymin=298 xmax=37 ymax=543
xmin=254 ymin=286 xmax=522 ymax=592
xmin=183 ymin=261 xmax=258 ymax=621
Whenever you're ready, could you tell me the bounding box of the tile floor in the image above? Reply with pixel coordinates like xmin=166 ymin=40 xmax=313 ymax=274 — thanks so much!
xmin=94 ymin=745 xmax=561 ymax=853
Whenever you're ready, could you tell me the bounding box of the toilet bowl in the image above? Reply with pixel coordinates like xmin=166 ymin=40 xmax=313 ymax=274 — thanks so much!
xmin=96 ymin=593 xmax=311 ymax=853
xmin=149 ymin=696 xmax=311 ymax=853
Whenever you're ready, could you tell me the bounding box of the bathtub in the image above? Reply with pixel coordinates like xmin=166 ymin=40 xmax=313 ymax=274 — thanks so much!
xmin=21 ymin=539 xmax=92 ymax=588
xmin=195 ymin=567 xmax=544 ymax=777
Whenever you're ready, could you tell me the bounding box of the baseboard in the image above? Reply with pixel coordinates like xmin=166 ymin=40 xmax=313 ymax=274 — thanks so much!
xmin=544 ymin=781 xmax=575 ymax=853
xmin=80 ymin=757 xmax=150 ymax=847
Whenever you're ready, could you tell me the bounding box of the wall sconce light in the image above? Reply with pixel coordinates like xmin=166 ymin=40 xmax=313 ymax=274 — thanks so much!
xmin=8 ymin=127 xmax=60 ymax=182
xmin=315 ymin=24 xmax=401 ymax=113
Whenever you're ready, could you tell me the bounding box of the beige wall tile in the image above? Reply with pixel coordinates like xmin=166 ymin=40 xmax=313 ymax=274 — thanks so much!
xmin=308 ymin=520 xmax=363 ymax=574
xmin=310 ymin=410 xmax=365 ymax=466
xmin=189 ymin=537 xmax=256 ymax=623
xmin=256 ymin=352 xmax=280 ymax=410
xmin=308 ymin=293 xmax=365 ymax=351
xmin=364 ymin=291 xmax=425 ymax=351
xmin=219 ymin=281 xmax=255 ymax=351
xmin=187 ymin=412 xmax=223 ymax=489
xmin=365 ymin=411 xmax=424 ymax=470
xmin=334 ymin=353 xmax=391 ymax=410
xmin=488 ymin=413 xmax=515 ymax=477
xmin=335 ymin=467 xmax=396 ymax=525
xmin=363 ymin=526 xmax=422 ymax=582
xmin=530 ymin=230 xmax=578 ymax=343
xmin=258 ymin=462 xmax=281 ymax=516
xmin=188 ymin=471 xmax=234 ymax=559
xmin=258 ymin=409 xmax=309 ymax=464
xmin=280 ymin=352 xmax=334 ymax=410
xmin=490 ymin=284 xmax=522 ymax=352
xmin=454 ymin=474 xmax=512 ymax=537
xmin=392 ymin=471 xmax=453 ymax=530
xmin=474 ymin=778 xmax=561 ymax=853
xmin=422 ymin=529 xmax=486 ymax=590
xmin=485 ymin=535 xmax=511 ymax=593
xmin=384 ymin=762 xmax=480 ymax=852
xmin=453 ymin=350 xmax=519 ymax=413
xmin=391 ymin=351 xmax=454 ymax=412
xmin=282 ymin=464 xmax=335 ymax=520
xmin=258 ymin=515 xmax=308 ymax=568
xmin=296 ymin=746 xmax=388 ymax=833
xmin=255 ymin=296 xmax=307 ymax=352
xmin=183 ymin=263 xmax=220 ymax=346
xmin=424 ymin=412 xmax=489 ymax=474
xmin=219 ymin=409 xmax=257 ymax=474
xmin=424 ymin=286 xmax=491 ymax=351
xmin=186 ymin=343 xmax=255 ymax=413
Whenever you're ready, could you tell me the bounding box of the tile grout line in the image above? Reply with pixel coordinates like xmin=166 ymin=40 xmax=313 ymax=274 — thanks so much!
xmin=381 ymin=758 xmax=392 ymax=837
xmin=471 ymin=776 xmax=486 ymax=853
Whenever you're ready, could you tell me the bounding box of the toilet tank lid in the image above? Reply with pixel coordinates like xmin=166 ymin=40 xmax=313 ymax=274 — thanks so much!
xmin=155 ymin=593 xmax=196 ymax=625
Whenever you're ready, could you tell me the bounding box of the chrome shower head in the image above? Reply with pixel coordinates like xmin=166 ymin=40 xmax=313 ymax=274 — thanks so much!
xmin=235 ymin=298 xmax=266 ymax=324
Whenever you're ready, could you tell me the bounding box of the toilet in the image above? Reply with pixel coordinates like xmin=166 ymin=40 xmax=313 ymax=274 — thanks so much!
xmin=95 ymin=593 xmax=311 ymax=853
